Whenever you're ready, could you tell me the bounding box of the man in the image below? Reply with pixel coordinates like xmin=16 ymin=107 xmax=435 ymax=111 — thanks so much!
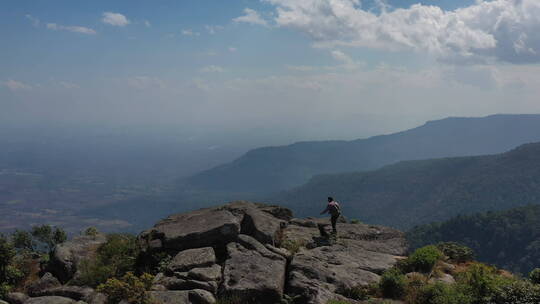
xmin=320 ymin=197 xmax=341 ymax=234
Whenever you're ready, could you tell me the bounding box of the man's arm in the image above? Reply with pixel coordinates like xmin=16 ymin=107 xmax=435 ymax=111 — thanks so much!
xmin=320 ymin=205 xmax=329 ymax=215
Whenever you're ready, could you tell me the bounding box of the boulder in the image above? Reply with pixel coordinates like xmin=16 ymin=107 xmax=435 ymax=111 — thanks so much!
xmin=429 ymin=273 xmax=456 ymax=284
xmin=168 ymin=247 xmax=216 ymax=273
xmin=148 ymin=290 xmax=215 ymax=304
xmin=26 ymin=273 xmax=61 ymax=297
xmin=29 ymin=286 xmax=94 ymax=301
xmin=47 ymin=234 xmax=107 ymax=283
xmin=5 ymin=292 xmax=28 ymax=304
xmin=188 ymin=265 xmax=222 ymax=282
xmin=222 ymin=235 xmax=287 ymax=304
xmin=240 ymin=208 xmax=285 ymax=245
xmin=283 ymin=221 xmax=405 ymax=303
xmin=155 ymin=276 xmax=218 ymax=294
xmin=23 ymin=296 xmax=77 ymax=304
xmin=139 ymin=208 xmax=241 ymax=252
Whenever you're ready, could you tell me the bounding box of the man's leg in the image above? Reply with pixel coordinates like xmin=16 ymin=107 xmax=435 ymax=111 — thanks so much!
xmin=331 ymin=215 xmax=338 ymax=233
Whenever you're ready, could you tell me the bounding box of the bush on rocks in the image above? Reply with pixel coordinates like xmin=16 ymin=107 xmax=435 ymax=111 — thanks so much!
xmin=436 ymin=242 xmax=474 ymax=263
xmin=403 ymin=245 xmax=443 ymax=273
xmin=379 ymin=268 xmax=407 ymax=299
xmin=97 ymin=272 xmax=153 ymax=304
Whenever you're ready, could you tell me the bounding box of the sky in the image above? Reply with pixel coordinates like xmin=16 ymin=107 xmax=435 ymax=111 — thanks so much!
xmin=2 ymin=0 xmax=540 ymax=141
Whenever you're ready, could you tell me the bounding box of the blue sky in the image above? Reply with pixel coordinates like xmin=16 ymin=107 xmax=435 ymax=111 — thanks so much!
xmin=2 ymin=0 xmax=540 ymax=140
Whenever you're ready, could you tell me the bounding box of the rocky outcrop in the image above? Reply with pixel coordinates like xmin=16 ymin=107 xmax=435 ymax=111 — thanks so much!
xmin=26 ymin=273 xmax=61 ymax=297
xmin=222 ymin=235 xmax=287 ymax=303
xmin=139 ymin=201 xmax=407 ymax=304
xmin=47 ymin=234 xmax=107 ymax=283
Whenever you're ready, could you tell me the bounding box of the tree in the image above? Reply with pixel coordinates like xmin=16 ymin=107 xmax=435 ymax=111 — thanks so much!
xmin=11 ymin=229 xmax=34 ymax=251
xmin=0 ymin=234 xmax=15 ymax=282
xmin=31 ymin=225 xmax=67 ymax=253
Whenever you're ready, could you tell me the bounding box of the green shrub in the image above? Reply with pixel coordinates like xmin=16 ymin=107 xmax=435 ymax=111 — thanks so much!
xmin=97 ymin=272 xmax=153 ymax=304
xmin=280 ymin=239 xmax=306 ymax=254
xmin=407 ymin=245 xmax=443 ymax=273
xmin=84 ymin=227 xmax=100 ymax=237
xmin=379 ymin=268 xmax=407 ymax=299
xmin=338 ymin=285 xmax=371 ymax=300
xmin=436 ymin=242 xmax=474 ymax=263
xmin=492 ymin=280 xmax=540 ymax=303
xmin=417 ymin=283 xmax=472 ymax=304
xmin=455 ymin=263 xmax=508 ymax=304
xmin=529 ymin=268 xmax=540 ymax=284
xmin=76 ymin=233 xmax=139 ymax=287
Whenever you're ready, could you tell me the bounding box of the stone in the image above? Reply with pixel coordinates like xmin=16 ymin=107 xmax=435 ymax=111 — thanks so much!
xmin=222 ymin=235 xmax=287 ymax=304
xmin=29 ymin=286 xmax=94 ymax=301
xmin=241 ymin=208 xmax=285 ymax=245
xmin=168 ymin=247 xmax=216 ymax=273
xmin=282 ymin=221 xmax=405 ymax=303
xmin=85 ymin=292 xmax=107 ymax=304
xmin=47 ymin=234 xmax=107 ymax=283
xmin=23 ymin=296 xmax=77 ymax=304
xmin=188 ymin=265 xmax=222 ymax=282
xmin=156 ymin=276 xmax=218 ymax=294
xmin=148 ymin=290 xmax=215 ymax=304
xmin=139 ymin=208 xmax=241 ymax=252
xmin=26 ymin=273 xmax=61 ymax=297
xmin=5 ymin=292 xmax=28 ymax=304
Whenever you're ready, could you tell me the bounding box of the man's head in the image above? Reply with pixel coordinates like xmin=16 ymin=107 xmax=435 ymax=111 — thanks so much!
xmin=328 ymin=197 xmax=333 ymax=202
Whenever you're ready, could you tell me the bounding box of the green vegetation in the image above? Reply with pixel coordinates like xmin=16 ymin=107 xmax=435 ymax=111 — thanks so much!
xmin=77 ymin=234 xmax=140 ymax=287
xmin=402 ymin=245 xmax=443 ymax=273
xmin=435 ymin=242 xmax=474 ymax=263
xmin=530 ymin=268 xmax=540 ymax=284
xmin=273 ymin=141 xmax=540 ymax=230
xmin=280 ymin=239 xmax=306 ymax=255
xmin=97 ymin=272 xmax=154 ymax=304
xmin=408 ymin=205 xmax=540 ymax=274
xmin=379 ymin=268 xmax=407 ymax=299
xmin=31 ymin=225 xmax=67 ymax=253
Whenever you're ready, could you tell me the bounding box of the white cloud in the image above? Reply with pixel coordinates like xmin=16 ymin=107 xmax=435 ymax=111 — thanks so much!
xmin=46 ymin=23 xmax=97 ymax=35
xmin=102 ymin=12 xmax=130 ymax=27
xmin=228 ymin=47 xmax=238 ymax=52
xmin=233 ymin=8 xmax=269 ymax=27
xmin=127 ymin=76 xmax=166 ymax=90
xmin=331 ymin=50 xmax=364 ymax=70
xmin=58 ymin=81 xmax=80 ymax=89
xmin=144 ymin=20 xmax=151 ymax=28
xmin=1 ymin=80 xmax=32 ymax=91
xmin=265 ymin=0 xmax=540 ymax=63
xmin=205 ymin=25 xmax=224 ymax=34
xmin=200 ymin=65 xmax=225 ymax=73
xmin=25 ymin=14 xmax=40 ymax=27
xmin=182 ymin=29 xmax=200 ymax=36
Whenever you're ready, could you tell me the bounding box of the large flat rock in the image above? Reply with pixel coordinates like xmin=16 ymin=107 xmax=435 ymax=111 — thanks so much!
xmin=222 ymin=235 xmax=287 ymax=304
xmin=139 ymin=208 xmax=241 ymax=251
xmin=23 ymin=296 xmax=77 ymax=304
xmin=168 ymin=247 xmax=216 ymax=273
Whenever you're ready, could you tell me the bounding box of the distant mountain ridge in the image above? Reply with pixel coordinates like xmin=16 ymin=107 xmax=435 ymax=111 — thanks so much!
xmin=270 ymin=141 xmax=540 ymax=229
xmin=187 ymin=114 xmax=540 ymax=194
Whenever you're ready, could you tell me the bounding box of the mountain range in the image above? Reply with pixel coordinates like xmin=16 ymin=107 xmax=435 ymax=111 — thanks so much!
xmin=187 ymin=114 xmax=540 ymax=195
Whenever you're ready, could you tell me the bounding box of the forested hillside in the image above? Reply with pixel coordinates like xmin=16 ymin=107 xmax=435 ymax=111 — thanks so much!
xmin=408 ymin=205 xmax=540 ymax=275
xmin=188 ymin=114 xmax=540 ymax=194
xmin=271 ymin=142 xmax=540 ymax=229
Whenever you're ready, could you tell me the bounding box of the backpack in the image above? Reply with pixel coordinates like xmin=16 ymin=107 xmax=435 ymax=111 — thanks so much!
xmin=328 ymin=201 xmax=340 ymax=216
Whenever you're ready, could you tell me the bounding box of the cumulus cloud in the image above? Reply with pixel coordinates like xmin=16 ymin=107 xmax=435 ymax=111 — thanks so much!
xmin=127 ymin=76 xmax=166 ymax=90
xmin=233 ymin=8 xmax=269 ymax=27
xmin=144 ymin=20 xmax=151 ymax=28
xmin=265 ymin=0 xmax=540 ymax=63
xmin=182 ymin=29 xmax=200 ymax=36
xmin=228 ymin=47 xmax=238 ymax=52
xmin=1 ymin=80 xmax=32 ymax=91
xmin=46 ymin=23 xmax=97 ymax=35
xmin=25 ymin=14 xmax=40 ymax=27
xmin=58 ymin=81 xmax=80 ymax=89
xmin=200 ymin=65 xmax=225 ymax=73
xmin=102 ymin=12 xmax=130 ymax=27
